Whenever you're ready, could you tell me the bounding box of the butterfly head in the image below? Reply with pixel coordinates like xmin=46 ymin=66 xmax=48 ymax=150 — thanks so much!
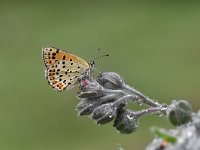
xmin=88 ymin=59 xmax=95 ymax=73
xmin=86 ymin=53 xmax=109 ymax=76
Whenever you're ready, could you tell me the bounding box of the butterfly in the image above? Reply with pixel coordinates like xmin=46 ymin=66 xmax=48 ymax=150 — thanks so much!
xmin=42 ymin=46 xmax=95 ymax=91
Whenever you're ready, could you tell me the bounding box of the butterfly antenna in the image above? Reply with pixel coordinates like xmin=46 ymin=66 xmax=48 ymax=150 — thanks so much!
xmin=92 ymin=54 xmax=109 ymax=73
xmin=93 ymin=54 xmax=109 ymax=60
xmin=89 ymin=48 xmax=101 ymax=60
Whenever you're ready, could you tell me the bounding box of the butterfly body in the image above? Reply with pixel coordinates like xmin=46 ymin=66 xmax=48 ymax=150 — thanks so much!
xmin=42 ymin=46 xmax=94 ymax=91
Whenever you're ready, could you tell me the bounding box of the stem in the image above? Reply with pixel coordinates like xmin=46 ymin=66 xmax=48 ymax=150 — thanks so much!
xmin=113 ymin=94 xmax=137 ymax=106
xmin=122 ymin=84 xmax=162 ymax=107
xmin=131 ymin=106 xmax=167 ymax=118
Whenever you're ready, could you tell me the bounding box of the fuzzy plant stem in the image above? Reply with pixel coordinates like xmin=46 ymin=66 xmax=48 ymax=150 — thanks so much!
xmin=132 ymin=106 xmax=168 ymax=118
xmin=122 ymin=84 xmax=163 ymax=107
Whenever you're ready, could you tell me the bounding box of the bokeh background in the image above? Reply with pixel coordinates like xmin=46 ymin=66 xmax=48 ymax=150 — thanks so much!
xmin=1 ymin=1 xmax=200 ymax=150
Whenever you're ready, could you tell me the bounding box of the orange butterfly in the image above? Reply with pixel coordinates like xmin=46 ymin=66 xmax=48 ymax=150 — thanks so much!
xmin=42 ymin=46 xmax=94 ymax=91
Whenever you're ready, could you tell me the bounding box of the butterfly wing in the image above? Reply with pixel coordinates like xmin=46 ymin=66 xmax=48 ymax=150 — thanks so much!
xmin=42 ymin=46 xmax=89 ymax=69
xmin=42 ymin=46 xmax=90 ymax=91
xmin=46 ymin=60 xmax=84 ymax=91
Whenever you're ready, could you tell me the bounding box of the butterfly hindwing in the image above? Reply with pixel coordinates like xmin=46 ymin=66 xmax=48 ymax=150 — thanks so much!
xmin=45 ymin=59 xmax=87 ymax=91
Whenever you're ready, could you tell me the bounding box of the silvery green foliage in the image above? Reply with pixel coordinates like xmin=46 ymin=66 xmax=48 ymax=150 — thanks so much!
xmin=76 ymin=72 xmax=167 ymax=134
xmin=146 ymin=110 xmax=200 ymax=150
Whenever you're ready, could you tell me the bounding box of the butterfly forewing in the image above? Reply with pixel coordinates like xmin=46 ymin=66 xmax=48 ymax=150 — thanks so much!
xmin=42 ymin=46 xmax=90 ymax=91
xmin=43 ymin=47 xmax=89 ymax=68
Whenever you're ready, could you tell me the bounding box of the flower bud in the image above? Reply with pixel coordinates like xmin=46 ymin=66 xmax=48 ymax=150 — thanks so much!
xmin=113 ymin=109 xmax=138 ymax=134
xmin=167 ymin=100 xmax=192 ymax=126
xmin=77 ymin=78 xmax=126 ymax=116
xmin=97 ymin=72 xmax=124 ymax=89
xmin=91 ymin=103 xmax=117 ymax=124
xmin=76 ymin=99 xmax=95 ymax=115
xmin=78 ymin=79 xmax=105 ymax=98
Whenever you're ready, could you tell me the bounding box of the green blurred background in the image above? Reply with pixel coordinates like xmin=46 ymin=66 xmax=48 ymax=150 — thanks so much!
xmin=1 ymin=0 xmax=200 ymax=150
